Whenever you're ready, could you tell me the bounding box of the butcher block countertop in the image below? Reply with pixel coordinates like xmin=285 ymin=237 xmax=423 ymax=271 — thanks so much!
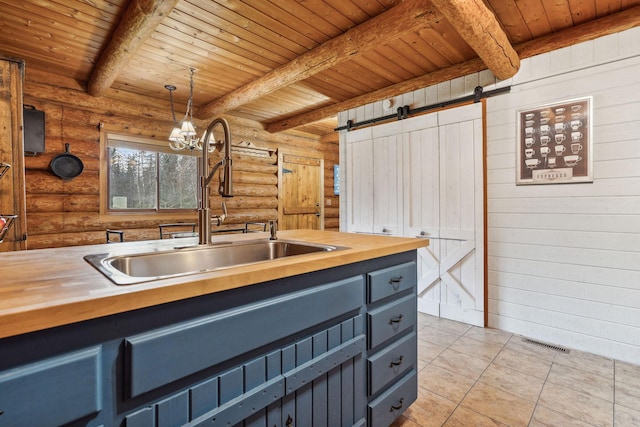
xmin=0 ymin=230 xmax=428 ymax=339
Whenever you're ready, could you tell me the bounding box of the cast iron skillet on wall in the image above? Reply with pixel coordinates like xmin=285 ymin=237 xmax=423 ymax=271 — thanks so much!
xmin=49 ymin=143 xmax=84 ymax=180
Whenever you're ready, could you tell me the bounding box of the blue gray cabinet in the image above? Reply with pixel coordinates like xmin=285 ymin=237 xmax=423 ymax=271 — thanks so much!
xmin=366 ymin=261 xmax=418 ymax=427
xmin=0 ymin=251 xmax=417 ymax=426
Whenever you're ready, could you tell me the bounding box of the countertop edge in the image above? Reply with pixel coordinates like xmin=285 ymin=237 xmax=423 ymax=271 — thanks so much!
xmin=0 ymin=230 xmax=428 ymax=339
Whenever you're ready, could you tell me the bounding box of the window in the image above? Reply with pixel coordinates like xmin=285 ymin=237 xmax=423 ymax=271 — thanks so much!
xmin=101 ymin=129 xmax=199 ymax=214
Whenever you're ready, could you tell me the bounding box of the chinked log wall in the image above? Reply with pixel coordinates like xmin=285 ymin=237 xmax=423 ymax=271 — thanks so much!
xmin=22 ymin=70 xmax=339 ymax=249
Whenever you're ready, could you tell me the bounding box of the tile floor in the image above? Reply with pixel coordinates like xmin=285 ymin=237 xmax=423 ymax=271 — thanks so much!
xmin=391 ymin=313 xmax=640 ymax=427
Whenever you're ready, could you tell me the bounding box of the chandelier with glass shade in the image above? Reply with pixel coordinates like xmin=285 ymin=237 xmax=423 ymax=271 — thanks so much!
xmin=165 ymin=68 xmax=215 ymax=152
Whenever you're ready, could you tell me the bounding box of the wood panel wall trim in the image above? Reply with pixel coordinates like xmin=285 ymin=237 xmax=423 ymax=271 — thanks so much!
xmin=267 ymin=6 xmax=640 ymax=133
xmin=0 ymin=58 xmax=27 ymax=251
xmin=88 ymin=0 xmax=180 ymax=97
xmin=196 ymin=0 xmax=442 ymax=120
xmin=481 ymin=99 xmax=488 ymax=328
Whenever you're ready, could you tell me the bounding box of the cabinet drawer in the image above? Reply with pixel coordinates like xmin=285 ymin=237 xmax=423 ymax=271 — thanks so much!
xmin=367 ymin=261 xmax=416 ymax=303
xmin=125 ymin=276 xmax=363 ymax=397
xmin=367 ymin=294 xmax=416 ymax=349
xmin=368 ymin=332 xmax=416 ymax=396
xmin=0 ymin=347 xmax=101 ymax=426
xmin=367 ymin=371 xmax=417 ymax=427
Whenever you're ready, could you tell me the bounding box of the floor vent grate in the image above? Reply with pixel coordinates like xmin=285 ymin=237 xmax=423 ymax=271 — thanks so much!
xmin=522 ymin=338 xmax=570 ymax=353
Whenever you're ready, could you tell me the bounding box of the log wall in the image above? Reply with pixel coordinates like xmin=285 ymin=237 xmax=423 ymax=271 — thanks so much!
xmin=22 ymin=69 xmax=339 ymax=249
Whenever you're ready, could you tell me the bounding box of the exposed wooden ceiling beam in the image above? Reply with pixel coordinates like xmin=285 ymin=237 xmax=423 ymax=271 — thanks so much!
xmin=196 ymin=0 xmax=443 ymax=120
xmin=87 ymin=0 xmax=179 ymax=97
xmin=266 ymin=6 xmax=640 ymax=134
xmin=429 ymin=0 xmax=519 ymax=80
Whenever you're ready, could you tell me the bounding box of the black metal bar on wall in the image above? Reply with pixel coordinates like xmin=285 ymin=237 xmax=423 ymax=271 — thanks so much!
xmin=335 ymin=85 xmax=511 ymax=132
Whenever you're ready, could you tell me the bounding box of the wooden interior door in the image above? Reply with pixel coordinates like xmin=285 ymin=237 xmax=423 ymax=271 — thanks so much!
xmin=278 ymin=151 xmax=324 ymax=230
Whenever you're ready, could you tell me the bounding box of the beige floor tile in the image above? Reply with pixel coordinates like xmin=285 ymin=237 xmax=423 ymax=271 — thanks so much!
xmin=478 ymin=363 xmax=544 ymax=402
xmin=403 ymin=388 xmax=458 ymax=427
xmin=417 ymin=336 xmax=447 ymax=363
xmin=463 ymin=326 xmax=512 ymax=346
xmin=431 ymin=317 xmax=473 ymax=335
xmin=615 ymin=379 xmax=640 ymax=410
xmin=417 ymin=357 xmax=429 ymax=373
xmin=418 ymin=363 xmax=476 ymax=403
xmin=503 ymin=336 xmax=560 ymax=362
xmin=449 ymin=335 xmax=504 ymax=361
xmin=417 ymin=322 xmax=428 ymax=333
xmin=390 ymin=414 xmax=422 ymax=427
xmin=529 ymin=405 xmax=595 ymax=427
xmin=546 ymin=362 xmax=614 ymax=402
xmin=615 ymin=361 xmax=640 ymax=409
xmin=614 ymin=403 xmax=640 ymax=427
xmin=414 ymin=315 xmax=638 ymax=427
xmin=615 ymin=360 xmax=640 ymax=386
xmin=460 ymin=382 xmax=535 ymax=427
xmin=431 ymin=348 xmax=492 ymax=381
xmin=419 ymin=326 xmax=463 ymax=347
xmin=443 ymin=406 xmax=508 ymax=426
xmin=553 ymin=348 xmax=614 ymax=379
xmin=493 ymin=347 xmax=553 ymax=380
xmin=538 ymin=381 xmax=613 ymax=427
xmin=417 ymin=312 xmax=432 ymax=326
xmin=418 ymin=312 xmax=448 ymax=327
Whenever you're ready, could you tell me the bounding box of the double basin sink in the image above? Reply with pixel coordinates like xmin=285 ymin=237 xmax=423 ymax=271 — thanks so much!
xmin=85 ymin=239 xmax=347 ymax=285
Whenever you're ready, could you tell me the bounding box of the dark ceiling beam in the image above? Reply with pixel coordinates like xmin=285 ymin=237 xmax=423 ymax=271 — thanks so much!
xmin=266 ymin=6 xmax=640 ymax=134
xmin=429 ymin=0 xmax=520 ymax=80
xmin=87 ymin=0 xmax=179 ymax=97
xmin=196 ymin=0 xmax=443 ymax=120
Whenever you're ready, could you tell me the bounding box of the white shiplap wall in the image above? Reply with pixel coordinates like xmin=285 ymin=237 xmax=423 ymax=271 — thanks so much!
xmin=486 ymin=28 xmax=640 ymax=365
xmin=338 ymin=27 xmax=640 ymax=364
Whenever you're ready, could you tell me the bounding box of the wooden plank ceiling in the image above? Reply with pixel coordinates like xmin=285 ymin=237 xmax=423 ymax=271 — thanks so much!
xmin=0 ymin=0 xmax=639 ymax=137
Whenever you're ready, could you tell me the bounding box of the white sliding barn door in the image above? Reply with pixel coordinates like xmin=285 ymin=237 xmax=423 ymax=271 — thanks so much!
xmin=346 ymin=103 xmax=485 ymax=326
xmin=402 ymin=113 xmax=441 ymax=316
xmin=346 ymin=123 xmax=402 ymax=236
xmin=437 ymin=104 xmax=484 ymax=326
xmin=404 ymin=104 xmax=485 ymax=326
xmin=346 ymin=128 xmax=374 ymax=234
xmin=371 ymin=122 xmax=402 ymax=236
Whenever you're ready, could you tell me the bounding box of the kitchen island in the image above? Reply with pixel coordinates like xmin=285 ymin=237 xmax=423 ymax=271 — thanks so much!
xmin=0 ymin=230 xmax=427 ymax=427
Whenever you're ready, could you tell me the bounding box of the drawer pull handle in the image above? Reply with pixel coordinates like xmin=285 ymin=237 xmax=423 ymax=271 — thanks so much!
xmin=389 ymin=314 xmax=404 ymax=324
xmin=389 ymin=355 xmax=404 ymax=367
xmin=388 ymin=276 xmax=403 ymax=285
xmin=390 ymin=397 xmax=405 ymax=412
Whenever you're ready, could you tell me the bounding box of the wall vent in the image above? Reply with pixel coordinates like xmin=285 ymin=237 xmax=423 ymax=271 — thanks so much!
xmin=522 ymin=338 xmax=570 ymax=353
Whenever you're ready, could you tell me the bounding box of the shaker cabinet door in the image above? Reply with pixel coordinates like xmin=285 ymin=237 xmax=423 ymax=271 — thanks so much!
xmin=0 ymin=347 xmax=102 ymax=426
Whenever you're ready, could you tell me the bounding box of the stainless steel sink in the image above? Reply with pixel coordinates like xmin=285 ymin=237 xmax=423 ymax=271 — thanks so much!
xmin=85 ymin=239 xmax=347 ymax=285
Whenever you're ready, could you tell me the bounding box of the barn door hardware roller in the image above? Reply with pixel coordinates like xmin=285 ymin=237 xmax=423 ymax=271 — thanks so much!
xmin=336 ymin=85 xmax=510 ymax=131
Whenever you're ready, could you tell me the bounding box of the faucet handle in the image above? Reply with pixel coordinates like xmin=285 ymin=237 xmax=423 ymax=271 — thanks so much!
xmin=211 ymin=202 xmax=228 ymax=226
xmin=269 ymin=219 xmax=278 ymax=240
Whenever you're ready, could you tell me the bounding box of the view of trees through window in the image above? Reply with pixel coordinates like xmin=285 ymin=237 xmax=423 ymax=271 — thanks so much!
xmin=108 ymin=147 xmax=197 ymax=211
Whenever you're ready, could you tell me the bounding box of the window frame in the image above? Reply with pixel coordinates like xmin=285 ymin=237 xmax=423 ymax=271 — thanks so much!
xmin=99 ymin=124 xmax=199 ymax=221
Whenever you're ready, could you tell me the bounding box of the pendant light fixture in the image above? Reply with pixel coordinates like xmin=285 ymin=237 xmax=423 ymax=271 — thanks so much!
xmin=166 ymin=68 xmax=205 ymax=151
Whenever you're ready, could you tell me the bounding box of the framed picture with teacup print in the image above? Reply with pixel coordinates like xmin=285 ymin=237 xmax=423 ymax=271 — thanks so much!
xmin=516 ymin=96 xmax=593 ymax=185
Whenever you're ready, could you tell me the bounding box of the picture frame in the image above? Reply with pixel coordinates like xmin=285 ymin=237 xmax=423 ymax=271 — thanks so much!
xmin=516 ymin=96 xmax=593 ymax=185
